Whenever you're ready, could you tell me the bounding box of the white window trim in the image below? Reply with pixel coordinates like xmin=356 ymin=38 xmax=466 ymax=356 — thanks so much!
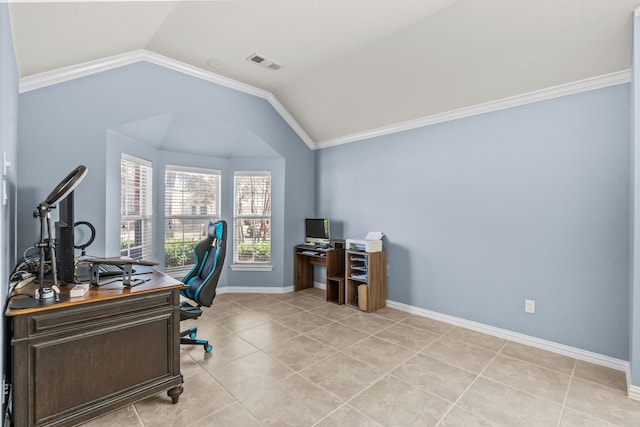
xmin=229 ymin=264 xmax=273 ymax=272
xmin=120 ymin=153 xmax=153 ymax=260
xmin=232 ymin=170 xmax=272 ymax=270
xmin=164 ymin=164 xmax=221 ymax=275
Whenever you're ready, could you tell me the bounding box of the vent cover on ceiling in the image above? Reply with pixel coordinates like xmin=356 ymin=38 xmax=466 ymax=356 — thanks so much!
xmin=247 ymin=53 xmax=282 ymax=71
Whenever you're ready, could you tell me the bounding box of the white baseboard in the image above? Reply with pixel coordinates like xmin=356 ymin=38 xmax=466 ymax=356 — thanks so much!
xmin=629 ymin=384 xmax=640 ymax=401
xmin=386 ymin=299 xmax=628 ymax=372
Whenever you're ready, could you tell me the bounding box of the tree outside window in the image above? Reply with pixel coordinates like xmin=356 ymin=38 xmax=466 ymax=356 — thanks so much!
xmin=234 ymin=172 xmax=271 ymax=263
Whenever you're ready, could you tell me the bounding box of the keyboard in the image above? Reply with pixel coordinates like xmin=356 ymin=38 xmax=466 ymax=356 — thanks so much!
xmin=98 ymin=264 xmax=135 ymax=277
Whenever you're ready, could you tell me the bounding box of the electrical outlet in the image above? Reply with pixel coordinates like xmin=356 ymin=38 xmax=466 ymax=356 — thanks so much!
xmin=525 ymin=299 xmax=536 ymax=314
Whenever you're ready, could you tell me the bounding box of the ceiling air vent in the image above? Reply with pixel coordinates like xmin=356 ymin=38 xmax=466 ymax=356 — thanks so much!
xmin=247 ymin=53 xmax=282 ymax=71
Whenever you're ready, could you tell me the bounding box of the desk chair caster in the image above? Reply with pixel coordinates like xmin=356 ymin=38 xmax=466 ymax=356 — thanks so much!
xmin=180 ymin=326 xmax=213 ymax=353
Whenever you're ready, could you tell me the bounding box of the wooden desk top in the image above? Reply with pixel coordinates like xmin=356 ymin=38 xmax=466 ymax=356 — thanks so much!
xmin=6 ymin=269 xmax=183 ymax=317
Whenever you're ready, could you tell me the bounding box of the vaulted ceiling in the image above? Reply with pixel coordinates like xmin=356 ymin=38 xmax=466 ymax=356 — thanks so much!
xmin=8 ymin=0 xmax=640 ymax=146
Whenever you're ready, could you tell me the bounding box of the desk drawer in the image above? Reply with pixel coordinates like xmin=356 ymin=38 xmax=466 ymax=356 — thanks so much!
xmin=16 ymin=291 xmax=174 ymax=339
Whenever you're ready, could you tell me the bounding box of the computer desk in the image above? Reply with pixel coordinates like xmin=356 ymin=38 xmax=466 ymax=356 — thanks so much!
xmin=294 ymin=243 xmax=345 ymax=303
xmin=6 ymin=269 xmax=184 ymax=426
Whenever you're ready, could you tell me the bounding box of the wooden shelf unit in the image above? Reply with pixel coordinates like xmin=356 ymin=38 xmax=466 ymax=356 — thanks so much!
xmin=345 ymin=250 xmax=386 ymax=312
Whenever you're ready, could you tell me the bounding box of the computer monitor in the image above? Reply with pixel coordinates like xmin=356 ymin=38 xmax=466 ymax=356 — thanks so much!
xmin=305 ymin=218 xmax=330 ymax=245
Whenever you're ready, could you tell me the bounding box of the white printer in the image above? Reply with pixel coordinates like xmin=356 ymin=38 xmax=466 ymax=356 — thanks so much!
xmin=346 ymin=232 xmax=384 ymax=252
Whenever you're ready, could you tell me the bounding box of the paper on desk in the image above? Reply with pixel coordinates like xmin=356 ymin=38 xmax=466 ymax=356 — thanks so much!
xmin=365 ymin=232 xmax=384 ymax=240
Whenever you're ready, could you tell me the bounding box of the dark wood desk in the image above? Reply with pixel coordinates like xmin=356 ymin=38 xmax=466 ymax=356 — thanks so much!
xmin=294 ymin=245 xmax=345 ymax=302
xmin=6 ymin=270 xmax=184 ymax=427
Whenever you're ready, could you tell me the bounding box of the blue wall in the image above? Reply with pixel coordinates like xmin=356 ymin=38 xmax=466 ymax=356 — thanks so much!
xmin=17 ymin=61 xmax=314 ymax=288
xmin=317 ymin=85 xmax=631 ymax=359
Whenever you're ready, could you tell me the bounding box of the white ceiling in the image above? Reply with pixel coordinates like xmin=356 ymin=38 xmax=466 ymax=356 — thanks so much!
xmin=8 ymin=0 xmax=640 ymax=145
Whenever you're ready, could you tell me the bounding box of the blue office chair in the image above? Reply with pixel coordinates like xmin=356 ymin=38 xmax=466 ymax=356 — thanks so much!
xmin=180 ymin=220 xmax=227 ymax=353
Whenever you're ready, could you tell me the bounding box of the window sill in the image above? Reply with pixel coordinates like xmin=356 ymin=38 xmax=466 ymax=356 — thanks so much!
xmin=230 ymin=264 xmax=273 ymax=272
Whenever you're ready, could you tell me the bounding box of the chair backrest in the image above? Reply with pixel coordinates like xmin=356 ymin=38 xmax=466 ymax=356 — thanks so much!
xmin=181 ymin=220 xmax=227 ymax=307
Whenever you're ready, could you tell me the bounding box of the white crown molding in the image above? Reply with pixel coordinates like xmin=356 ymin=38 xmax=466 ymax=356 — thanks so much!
xmin=315 ymin=69 xmax=632 ymax=149
xmin=18 ymin=50 xmax=630 ymax=152
xmin=19 ymin=49 xmax=315 ymax=149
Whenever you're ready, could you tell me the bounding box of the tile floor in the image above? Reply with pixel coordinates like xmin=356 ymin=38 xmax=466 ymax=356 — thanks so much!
xmin=83 ymin=288 xmax=640 ymax=427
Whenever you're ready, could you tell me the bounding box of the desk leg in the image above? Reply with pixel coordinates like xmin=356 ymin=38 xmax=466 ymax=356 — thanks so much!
xmin=167 ymin=374 xmax=184 ymax=404
xmin=294 ymin=254 xmax=313 ymax=291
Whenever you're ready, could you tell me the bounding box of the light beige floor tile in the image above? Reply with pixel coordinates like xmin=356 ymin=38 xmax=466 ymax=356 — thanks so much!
xmin=370 ymin=306 xmax=411 ymax=322
xmin=375 ymin=322 xmax=439 ymax=351
xmin=236 ymin=321 xmax=300 ymax=349
xmin=214 ymin=310 xmax=272 ymax=333
xmin=482 ymin=354 xmax=571 ymax=403
xmin=339 ymin=311 xmax=396 ymax=335
xmin=422 ymin=335 xmax=497 ymax=373
xmin=559 ymin=407 xmax=617 ymax=427
xmin=391 ymin=353 xmax=477 ymax=402
xmin=401 ymin=315 xmax=454 ymax=335
xmin=573 ymin=360 xmax=627 ymax=391
xmin=350 ymin=376 xmax=450 ymax=427
xmin=445 ymin=327 xmax=506 ymax=352
xmin=342 ymin=336 xmax=416 ymax=372
xmin=180 ymin=316 xmax=231 ymax=345
xmin=457 ymin=377 xmax=562 ymax=427
xmin=228 ymin=295 xmax=280 ymax=310
xmin=306 ymin=322 xmax=369 ymax=350
xmin=298 ymin=287 xmax=326 ymax=298
xmin=187 ymin=402 xmax=261 ymax=427
xmin=263 ymin=292 xmax=298 ymax=301
xmin=210 ymin=351 xmax=293 ymax=401
xmin=276 ymin=310 xmax=328 ymax=333
xmin=300 ymin=353 xmax=385 ymax=401
xmin=283 ymin=294 xmax=326 ymax=309
xmin=254 ymin=301 xmax=304 ymax=319
xmin=180 ymin=350 xmax=206 ymax=379
xmin=264 ymin=334 xmax=336 ymax=371
xmin=241 ymin=374 xmax=342 ymax=426
xmin=223 ymin=293 xmax=270 ymax=306
xmin=187 ymin=333 xmax=259 ymax=370
xmin=565 ymin=378 xmax=640 ymax=426
xmin=79 ymin=405 xmax=142 ymax=427
xmin=134 ymin=374 xmax=235 ymax=427
xmin=500 ymin=341 xmax=575 ymax=375
xmin=309 ymin=303 xmax=355 ymax=321
xmin=201 ymin=300 xmax=247 ymax=320
xmin=315 ymin=405 xmax=383 ymax=427
xmin=439 ymin=406 xmax=498 ymax=427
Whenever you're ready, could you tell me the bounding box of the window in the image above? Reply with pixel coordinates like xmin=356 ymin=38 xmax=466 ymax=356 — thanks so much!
xmin=234 ymin=171 xmax=271 ymax=264
xmin=120 ymin=154 xmax=153 ymax=260
xmin=164 ymin=166 xmax=220 ymax=273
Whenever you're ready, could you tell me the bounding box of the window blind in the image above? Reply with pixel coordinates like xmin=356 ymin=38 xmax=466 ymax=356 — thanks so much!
xmin=164 ymin=165 xmax=220 ymax=274
xmin=120 ymin=154 xmax=153 ymax=260
xmin=233 ymin=171 xmax=271 ymax=264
